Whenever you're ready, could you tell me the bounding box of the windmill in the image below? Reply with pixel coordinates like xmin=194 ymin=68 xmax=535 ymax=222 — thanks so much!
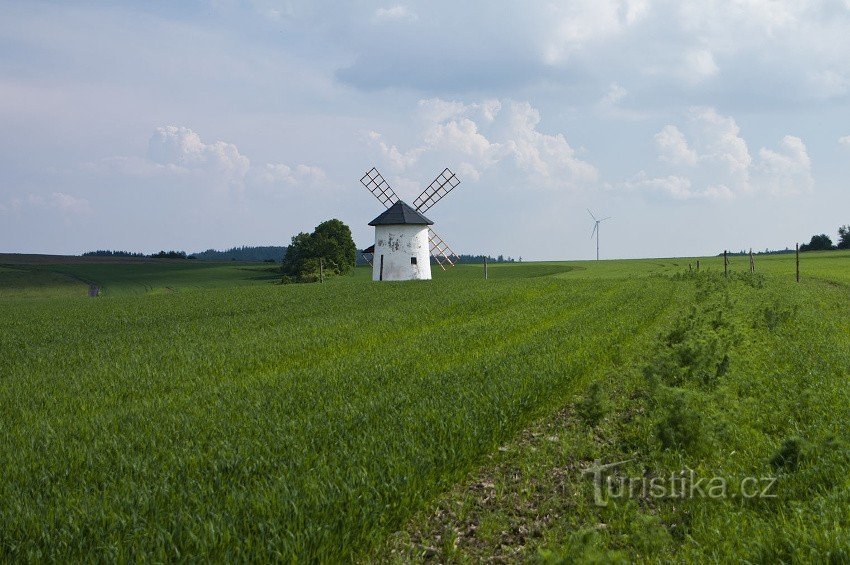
xmin=588 ymin=209 xmax=611 ymax=261
xmin=359 ymin=167 xmax=461 ymax=281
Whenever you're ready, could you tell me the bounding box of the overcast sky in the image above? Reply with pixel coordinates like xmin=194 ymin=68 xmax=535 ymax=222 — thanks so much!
xmin=2 ymin=0 xmax=849 ymax=260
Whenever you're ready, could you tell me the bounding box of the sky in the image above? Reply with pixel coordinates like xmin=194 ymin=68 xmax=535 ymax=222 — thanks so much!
xmin=1 ymin=0 xmax=849 ymax=260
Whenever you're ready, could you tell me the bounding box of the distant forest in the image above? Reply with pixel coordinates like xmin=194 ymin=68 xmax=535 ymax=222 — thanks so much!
xmin=723 ymin=248 xmax=796 ymax=256
xmin=190 ymin=246 xmax=286 ymax=262
xmin=84 ymin=247 xmax=518 ymax=264
xmin=355 ymin=252 xmax=520 ymax=266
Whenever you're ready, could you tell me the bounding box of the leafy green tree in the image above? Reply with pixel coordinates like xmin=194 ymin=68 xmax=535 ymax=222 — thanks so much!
xmin=799 ymin=234 xmax=834 ymax=252
xmin=838 ymin=225 xmax=850 ymax=250
xmin=281 ymin=219 xmax=356 ymax=282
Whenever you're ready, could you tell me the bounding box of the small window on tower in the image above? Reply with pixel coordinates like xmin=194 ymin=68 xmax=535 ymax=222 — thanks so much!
xmin=410 ymin=256 xmax=417 ymax=265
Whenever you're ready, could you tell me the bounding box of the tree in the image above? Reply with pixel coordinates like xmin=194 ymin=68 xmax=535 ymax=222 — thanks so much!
xmin=799 ymin=234 xmax=834 ymax=252
xmin=838 ymin=225 xmax=850 ymax=250
xmin=281 ymin=219 xmax=356 ymax=282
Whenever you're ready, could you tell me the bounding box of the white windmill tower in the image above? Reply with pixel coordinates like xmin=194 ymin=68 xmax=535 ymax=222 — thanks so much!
xmin=359 ymin=167 xmax=461 ymax=281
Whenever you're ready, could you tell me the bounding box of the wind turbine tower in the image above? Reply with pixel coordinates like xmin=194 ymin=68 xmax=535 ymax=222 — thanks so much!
xmin=588 ymin=209 xmax=611 ymax=261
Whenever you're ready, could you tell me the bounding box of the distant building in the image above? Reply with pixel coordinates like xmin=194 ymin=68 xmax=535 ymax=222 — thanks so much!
xmin=368 ymin=201 xmax=433 ymax=281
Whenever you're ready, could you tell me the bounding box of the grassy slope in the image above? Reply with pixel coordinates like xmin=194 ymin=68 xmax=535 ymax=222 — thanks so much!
xmin=0 ymin=260 xmax=679 ymax=561
xmin=0 ymin=265 xmax=88 ymax=299
xmin=382 ymin=257 xmax=850 ymax=562
xmin=1 ymin=253 xmax=848 ymax=561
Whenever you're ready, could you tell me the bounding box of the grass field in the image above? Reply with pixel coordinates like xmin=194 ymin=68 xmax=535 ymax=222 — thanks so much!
xmin=1 ymin=251 xmax=848 ymax=561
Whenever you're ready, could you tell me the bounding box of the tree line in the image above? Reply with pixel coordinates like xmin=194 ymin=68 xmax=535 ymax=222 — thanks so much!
xmin=82 ymin=250 xmax=188 ymax=259
xmin=800 ymin=225 xmax=850 ymax=251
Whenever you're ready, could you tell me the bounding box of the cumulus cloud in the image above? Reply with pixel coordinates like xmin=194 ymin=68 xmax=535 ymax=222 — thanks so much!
xmin=250 ymin=163 xmax=328 ymax=186
xmin=683 ymin=49 xmax=719 ymax=83
xmin=49 ymin=192 xmax=92 ymax=214
xmin=1 ymin=192 xmax=91 ymax=215
xmin=627 ymin=107 xmax=812 ymax=200
xmin=373 ymin=5 xmax=418 ymax=23
xmin=601 ymin=82 xmax=628 ymax=106
xmin=757 ymin=135 xmax=813 ymax=195
xmin=367 ymin=98 xmax=597 ymax=192
xmin=147 ymin=126 xmax=250 ymax=182
xmin=541 ymin=0 xmax=649 ymax=64
xmin=655 ymin=125 xmax=697 ymax=166
xmin=87 ymin=126 xmax=328 ymax=194
xmin=839 ymin=135 xmax=850 ymax=146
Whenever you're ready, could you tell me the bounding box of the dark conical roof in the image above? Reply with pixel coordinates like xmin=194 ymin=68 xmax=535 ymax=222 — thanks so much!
xmin=368 ymin=201 xmax=433 ymax=226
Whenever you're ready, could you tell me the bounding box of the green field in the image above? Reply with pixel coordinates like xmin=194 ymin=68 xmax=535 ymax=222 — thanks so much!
xmin=1 ymin=252 xmax=848 ymax=561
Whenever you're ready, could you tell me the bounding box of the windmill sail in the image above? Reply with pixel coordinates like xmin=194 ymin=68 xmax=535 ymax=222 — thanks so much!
xmin=360 ymin=167 xmax=399 ymax=209
xmin=428 ymin=228 xmax=458 ymax=270
xmin=413 ymin=168 xmax=460 ymax=214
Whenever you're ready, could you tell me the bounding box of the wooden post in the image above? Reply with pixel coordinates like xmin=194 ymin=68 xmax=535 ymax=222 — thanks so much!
xmin=484 ymin=257 xmax=488 ymax=280
xmin=796 ymin=243 xmax=800 ymax=283
xmin=749 ymin=248 xmax=755 ymax=273
xmin=724 ymin=250 xmax=728 ymax=277
xmin=696 ymin=259 xmax=700 ymax=272
xmin=320 ymin=258 xmax=324 ymax=284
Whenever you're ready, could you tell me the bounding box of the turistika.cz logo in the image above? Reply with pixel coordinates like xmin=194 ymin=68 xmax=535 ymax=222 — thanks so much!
xmin=581 ymin=459 xmax=778 ymax=507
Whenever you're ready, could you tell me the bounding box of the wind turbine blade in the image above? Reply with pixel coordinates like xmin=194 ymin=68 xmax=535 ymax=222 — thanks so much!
xmin=600 ymin=216 xmax=612 ymax=222
xmin=587 ymin=209 xmax=597 ymax=221
xmin=591 ymin=223 xmax=598 ymax=239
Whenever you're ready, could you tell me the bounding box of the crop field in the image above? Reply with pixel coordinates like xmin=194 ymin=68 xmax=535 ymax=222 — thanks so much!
xmin=1 ymin=251 xmax=848 ymax=561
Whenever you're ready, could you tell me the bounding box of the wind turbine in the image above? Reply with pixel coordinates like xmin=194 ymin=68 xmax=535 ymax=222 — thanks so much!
xmin=588 ymin=209 xmax=611 ymax=261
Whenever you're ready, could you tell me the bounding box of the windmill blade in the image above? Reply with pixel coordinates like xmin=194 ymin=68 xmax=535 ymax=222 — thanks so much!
xmin=428 ymin=228 xmax=459 ymax=270
xmin=591 ymin=223 xmax=598 ymax=239
xmin=587 ymin=209 xmax=598 ymax=221
xmin=413 ymin=168 xmax=461 ymax=213
xmin=360 ymin=167 xmax=399 ymax=209
xmin=600 ymin=216 xmax=612 ymax=222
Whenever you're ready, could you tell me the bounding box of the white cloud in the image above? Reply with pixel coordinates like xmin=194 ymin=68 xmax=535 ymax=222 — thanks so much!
xmin=689 ymin=106 xmax=751 ymax=184
xmin=50 ymin=191 xmax=92 ymax=214
xmin=601 ymin=82 xmax=628 ymax=106
xmin=839 ymin=135 xmax=850 ymax=146
xmin=368 ymin=98 xmax=598 ymax=192
xmin=1 ymin=191 xmax=91 ymax=215
xmin=757 ymin=135 xmax=813 ymax=195
xmin=806 ymin=70 xmax=849 ymax=98
xmin=251 ymin=163 xmax=327 ymax=186
xmin=373 ymin=5 xmax=418 ymax=23
xmin=88 ymin=126 xmax=328 ymax=194
xmin=683 ymin=49 xmax=719 ymax=82
xmin=541 ymin=0 xmax=649 ymax=64
xmin=655 ymin=125 xmax=697 ymax=166
xmin=628 ymin=107 xmax=813 ymax=200
xmin=366 ymin=131 xmax=426 ymax=172
xmin=148 ymin=126 xmax=250 ymax=181
xmin=622 ymin=172 xmax=734 ymax=201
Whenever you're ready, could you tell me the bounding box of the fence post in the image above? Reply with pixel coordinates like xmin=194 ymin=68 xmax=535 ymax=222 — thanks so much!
xmin=749 ymin=248 xmax=755 ymax=273
xmin=696 ymin=259 xmax=700 ymax=272
xmin=484 ymin=257 xmax=488 ymax=280
xmin=724 ymin=250 xmax=728 ymax=277
xmin=796 ymin=243 xmax=800 ymax=283
xmin=320 ymin=258 xmax=324 ymax=284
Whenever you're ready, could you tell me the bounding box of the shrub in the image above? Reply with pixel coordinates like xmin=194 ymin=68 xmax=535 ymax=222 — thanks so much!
xmin=770 ymin=436 xmax=809 ymax=472
xmin=656 ymin=392 xmax=704 ymax=452
xmin=577 ymin=381 xmax=607 ymax=426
